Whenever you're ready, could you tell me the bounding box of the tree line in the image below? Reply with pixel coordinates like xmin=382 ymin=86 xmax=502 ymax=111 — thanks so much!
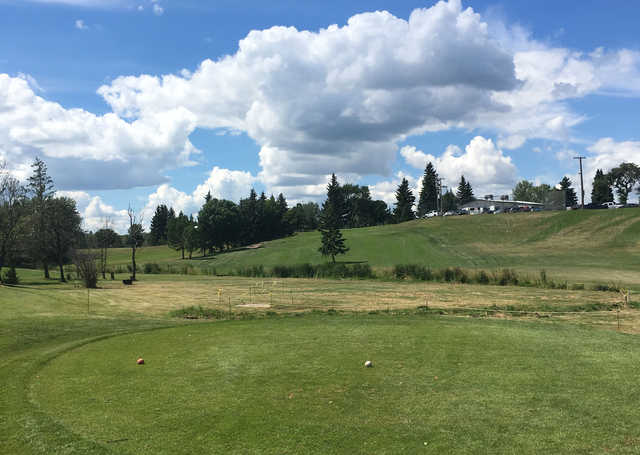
xmin=512 ymin=162 xmax=640 ymax=207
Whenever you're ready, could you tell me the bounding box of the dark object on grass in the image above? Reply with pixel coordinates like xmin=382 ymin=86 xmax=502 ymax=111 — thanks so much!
xmin=122 ymin=279 xmax=133 ymax=285
xmin=137 ymin=358 xmax=144 ymax=365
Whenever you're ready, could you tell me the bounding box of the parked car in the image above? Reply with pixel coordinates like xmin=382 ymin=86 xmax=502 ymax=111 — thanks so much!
xmin=585 ymin=202 xmax=606 ymax=210
xmin=423 ymin=210 xmax=439 ymax=218
xmin=443 ymin=211 xmax=457 ymax=216
xmin=603 ymin=201 xmax=623 ymax=209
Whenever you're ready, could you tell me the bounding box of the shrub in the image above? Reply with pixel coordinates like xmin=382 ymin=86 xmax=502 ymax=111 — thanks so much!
xmin=169 ymin=306 xmax=227 ymax=319
xmin=393 ymin=264 xmax=431 ymax=281
xmin=475 ymin=270 xmax=490 ymax=285
xmin=495 ymin=268 xmax=518 ymax=286
xmin=73 ymin=251 xmax=98 ymax=288
xmin=143 ymin=262 xmax=162 ymax=274
xmin=2 ymin=266 xmax=19 ymax=285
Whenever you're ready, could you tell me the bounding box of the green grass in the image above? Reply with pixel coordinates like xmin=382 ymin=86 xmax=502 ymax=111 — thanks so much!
xmin=29 ymin=316 xmax=640 ymax=454
xmin=104 ymin=208 xmax=640 ymax=288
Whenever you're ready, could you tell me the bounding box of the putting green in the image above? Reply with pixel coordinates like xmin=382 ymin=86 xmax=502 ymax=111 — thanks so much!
xmin=31 ymin=316 xmax=640 ymax=454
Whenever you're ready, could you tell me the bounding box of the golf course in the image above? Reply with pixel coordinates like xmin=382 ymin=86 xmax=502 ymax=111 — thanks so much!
xmin=3 ymin=209 xmax=640 ymax=454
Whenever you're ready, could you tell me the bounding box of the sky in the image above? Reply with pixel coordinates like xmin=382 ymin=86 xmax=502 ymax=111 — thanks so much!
xmin=1 ymin=0 xmax=640 ymax=232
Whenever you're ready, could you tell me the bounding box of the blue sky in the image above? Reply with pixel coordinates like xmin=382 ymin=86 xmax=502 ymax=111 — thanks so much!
xmin=1 ymin=0 xmax=639 ymax=231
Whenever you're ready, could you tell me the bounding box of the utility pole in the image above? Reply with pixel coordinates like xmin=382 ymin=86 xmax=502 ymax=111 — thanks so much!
xmin=573 ymin=156 xmax=586 ymax=209
xmin=437 ymin=177 xmax=444 ymax=215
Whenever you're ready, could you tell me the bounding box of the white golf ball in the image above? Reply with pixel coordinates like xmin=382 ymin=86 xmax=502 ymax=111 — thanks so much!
xmin=364 ymin=360 xmax=373 ymax=368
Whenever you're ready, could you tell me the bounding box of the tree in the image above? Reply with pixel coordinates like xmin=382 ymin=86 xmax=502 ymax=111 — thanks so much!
xmin=456 ymin=175 xmax=474 ymax=206
xmin=197 ymin=198 xmax=239 ymax=253
xmin=48 ymin=197 xmax=82 ymax=282
xmin=512 ymin=180 xmax=535 ymax=201
xmin=417 ymin=162 xmax=438 ymax=217
xmin=591 ymin=169 xmax=614 ymax=204
xmin=393 ymin=178 xmax=415 ymax=222
xmin=149 ymin=204 xmax=170 ymax=245
xmin=531 ymin=184 xmax=552 ymax=205
xmin=441 ymin=189 xmax=458 ymax=212
xmin=168 ymin=211 xmax=190 ymax=259
xmin=608 ymin=162 xmax=640 ymax=205
xmin=95 ymin=221 xmax=118 ymax=279
xmin=0 ymin=163 xmax=26 ymax=283
xmin=285 ymin=202 xmax=320 ymax=232
xmin=558 ymin=177 xmax=578 ymax=207
xmin=318 ymin=174 xmax=349 ymax=263
xmin=183 ymin=222 xmax=198 ymax=259
xmin=127 ymin=206 xmax=144 ymax=280
xmin=27 ymin=157 xmax=55 ymax=278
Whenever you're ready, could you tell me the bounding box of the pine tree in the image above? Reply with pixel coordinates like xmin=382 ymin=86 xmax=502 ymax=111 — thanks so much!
xmin=417 ymin=162 xmax=438 ymax=217
xmin=318 ymin=174 xmax=349 ymax=262
xmin=149 ymin=204 xmax=170 ymax=245
xmin=591 ymin=169 xmax=614 ymax=204
xmin=456 ymin=175 xmax=474 ymax=205
xmin=27 ymin=157 xmax=55 ymax=278
xmin=558 ymin=176 xmax=578 ymax=207
xmin=393 ymin=178 xmax=416 ymax=222
xmin=441 ymin=189 xmax=458 ymax=212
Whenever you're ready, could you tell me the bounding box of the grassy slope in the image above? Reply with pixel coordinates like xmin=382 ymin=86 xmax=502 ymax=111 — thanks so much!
xmin=107 ymin=208 xmax=640 ymax=286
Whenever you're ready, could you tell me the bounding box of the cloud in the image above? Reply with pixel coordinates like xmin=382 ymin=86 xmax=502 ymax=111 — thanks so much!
xmin=140 ymin=166 xmax=257 ymax=224
xmin=0 ymin=74 xmax=199 ymax=190
xmin=74 ymin=19 xmax=89 ymax=30
xmin=152 ymin=3 xmax=163 ymax=15
xmin=2 ymin=0 xmax=640 ymax=200
xmin=96 ymin=0 xmax=519 ymax=197
xmin=370 ymin=171 xmax=419 ymax=207
xmin=401 ymin=136 xmax=518 ymax=196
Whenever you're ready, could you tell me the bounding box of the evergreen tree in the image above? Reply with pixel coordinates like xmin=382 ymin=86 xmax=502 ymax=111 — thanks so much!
xmin=393 ymin=178 xmax=415 ymax=222
xmin=322 ymin=173 xmax=345 ymax=228
xmin=456 ymin=175 xmax=474 ymax=205
xmin=27 ymin=157 xmax=54 ymax=278
xmin=558 ymin=176 xmax=578 ymax=207
xmin=149 ymin=204 xmax=170 ymax=245
xmin=441 ymin=189 xmax=458 ymax=212
xmin=417 ymin=162 xmax=438 ymax=217
xmin=318 ymin=174 xmax=348 ymax=263
xmin=591 ymin=169 xmax=614 ymax=204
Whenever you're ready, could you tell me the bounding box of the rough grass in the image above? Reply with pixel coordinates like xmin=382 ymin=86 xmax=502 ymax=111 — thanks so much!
xmin=102 ymin=208 xmax=640 ymax=289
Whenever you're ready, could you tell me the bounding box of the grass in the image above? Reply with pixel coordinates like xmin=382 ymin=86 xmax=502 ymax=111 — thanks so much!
xmin=102 ymin=208 xmax=640 ymax=289
xmin=28 ymin=316 xmax=640 ymax=454
xmin=3 ymin=205 xmax=640 ymax=455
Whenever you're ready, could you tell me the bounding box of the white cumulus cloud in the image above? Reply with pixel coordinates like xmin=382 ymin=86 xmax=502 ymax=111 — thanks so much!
xmin=401 ymin=136 xmax=518 ymax=197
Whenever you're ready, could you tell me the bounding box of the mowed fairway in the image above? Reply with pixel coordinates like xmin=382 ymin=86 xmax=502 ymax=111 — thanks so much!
xmin=31 ymin=316 xmax=640 ymax=454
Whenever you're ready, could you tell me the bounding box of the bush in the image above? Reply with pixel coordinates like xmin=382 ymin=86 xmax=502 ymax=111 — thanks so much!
xmin=169 ymin=306 xmax=227 ymax=319
xmin=495 ymin=268 xmax=518 ymax=286
xmin=73 ymin=251 xmax=98 ymax=288
xmin=392 ymin=264 xmax=431 ymax=281
xmin=143 ymin=262 xmax=162 ymax=274
xmin=2 ymin=266 xmax=19 ymax=285
xmin=236 ymin=265 xmax=265 ymax=277
xmin=570 ymin=283 xmax=585 ymax=290
xmin=475 ymin=270 xmax=490 ymax=284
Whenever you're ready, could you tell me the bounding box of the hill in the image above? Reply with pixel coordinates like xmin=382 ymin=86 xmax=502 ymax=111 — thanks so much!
xmin=107 ymin=208 xmax=640 ymax=287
